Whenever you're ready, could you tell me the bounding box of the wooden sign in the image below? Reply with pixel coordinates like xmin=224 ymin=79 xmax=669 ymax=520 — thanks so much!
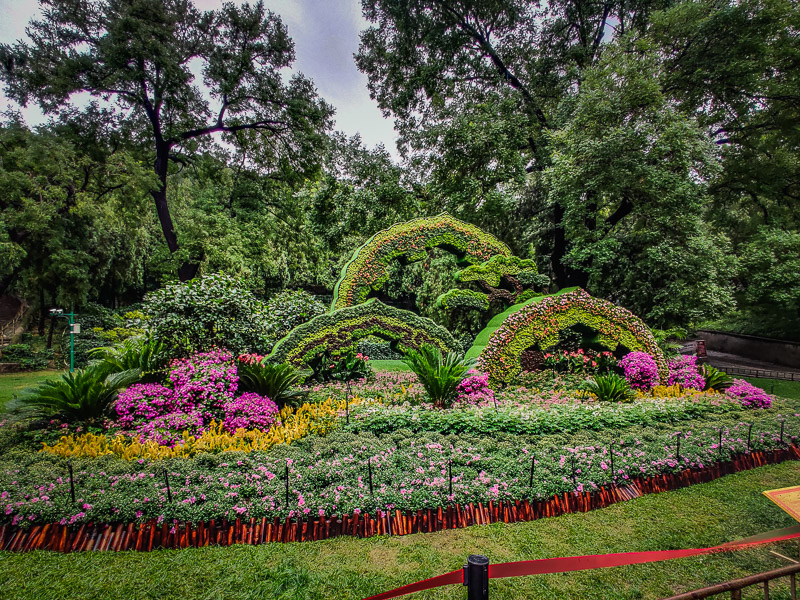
xmin=764 ymin=486 xmax=800 ymax=523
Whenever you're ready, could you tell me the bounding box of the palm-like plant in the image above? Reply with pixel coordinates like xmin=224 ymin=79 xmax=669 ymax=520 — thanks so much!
xmin=90 ymin=335 xmax=169 ymax=382
xmin=401 ymin=344 xmax=476 ymax=408
xmin=237 ymin=360 xmax=305 ymax=406
xmin=17 ymin=367 xmax=139 ymax=423
xmin=584 ymin=374 xmax=635 ymax=403
xmin=701 ymin=364 xmax=733 ymax=391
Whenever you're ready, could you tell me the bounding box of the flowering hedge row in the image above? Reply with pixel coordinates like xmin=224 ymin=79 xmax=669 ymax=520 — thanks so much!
xmin=268 ymin=298 xmax=460 ymax=367
xmin=477 ymin=288 xmax=667 ymax=385
xmin=436 ymin=288 xmax=490 ymax=312
xmin=40 ymin=398 xmax=366 ymax=460
xmin=3 ymin=408 xmax=796 ymax=527
xmin=330 ymin=213 xmax=511 ymax=310
xmin=456 ymin=255 xmax=540 ymax=287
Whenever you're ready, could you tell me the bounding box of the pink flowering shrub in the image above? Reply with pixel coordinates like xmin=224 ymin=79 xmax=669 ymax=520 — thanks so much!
xmin=619 ymin=351 xmax=660 ymax=391
xmin=455 ymin=372 xmax=495 ymax=406
xmin=136 ymin=411 xmax=205 ymax=446
xmin=726 ymin=379 xmax=772 ymax=409
xmin=169 ymin=349 xmax=238 ymax=414
xmin=114 ymin=383 xmax=175 ymax=427
xmin=667 ymin=355 xmax=705 ymax=390
xmin=222 ymin=393 xmax=280 ymax=433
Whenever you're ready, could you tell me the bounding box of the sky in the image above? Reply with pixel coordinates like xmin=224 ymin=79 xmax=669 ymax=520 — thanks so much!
xmin=0 ymin=0 xmax=400 ymax=159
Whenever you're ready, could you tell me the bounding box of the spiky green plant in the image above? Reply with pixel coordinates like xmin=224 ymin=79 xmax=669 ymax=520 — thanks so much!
xmin=584 ymin=374 xmax=635 ymax=403
xmin=701 ymin=364 xmax=734 ymax=391
xmin=90 ymin=335 xmax=169 ymax=382
xmin=17 ymin=367 xmax=139 ymax=423
xmin=402 ymin=344 xmax=476 ymax=408
xmin=237 ymin=360 xmax=305 ymax=406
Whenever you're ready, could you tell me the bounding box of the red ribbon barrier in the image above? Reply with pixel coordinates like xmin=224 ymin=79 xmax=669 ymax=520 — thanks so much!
xmin=363 ymin=524 xmax=800 ymax=600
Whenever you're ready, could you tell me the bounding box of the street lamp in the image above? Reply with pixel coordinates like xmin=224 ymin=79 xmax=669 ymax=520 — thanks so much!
xmin=50 ymin=309 xmax=79 ymax=373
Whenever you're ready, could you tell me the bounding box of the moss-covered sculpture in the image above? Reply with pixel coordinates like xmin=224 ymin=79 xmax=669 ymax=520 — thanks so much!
xmin=437 ymin=255 xmax=550 ymax=311
xmin=331 ymin=213 xmax=512 ymax=311
xmin=269 ymin=298 xmax=460 ymax=367
xmin=476 ymin=288 xmax=667 ymax=385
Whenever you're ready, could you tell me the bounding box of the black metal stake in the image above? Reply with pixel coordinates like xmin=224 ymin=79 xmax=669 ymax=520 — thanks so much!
xmin=676 ymin=432 xmax=682 ymax=465
xmin=781 ymin=420 xmax=785 ymax=445
xmin=285 ymin=464 xmax=290 ymax=508
xmin=345 ymin=380 xmax=351 ymax=425
xmin=163 ymin=469 xmax=172 ymax=503
xmin=463 ymin=554 xmax=490 ymax=600
xmin=748 ymin=423 xmax=754 ymax=453
xmin=368 ymin=458 xmax=374 ymax=497
xmin=529 ymin=454 xmax=535 ymax=488
xmin=67 ymin=461 xmax=76 ymax=504
xmin=609 ymin=442 xmax=615 ymax=481
xmin=448 ymin=459 xmax=453 ymax=497
xmin=571 ymin=454 xmax=577 ymax=487
xmin=719 ymin=428 xmax=724 ymax=462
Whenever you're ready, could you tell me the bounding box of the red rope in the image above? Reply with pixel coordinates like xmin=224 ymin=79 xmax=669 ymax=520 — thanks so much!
xmin=363 ymin=525 xmax=800 ymax=600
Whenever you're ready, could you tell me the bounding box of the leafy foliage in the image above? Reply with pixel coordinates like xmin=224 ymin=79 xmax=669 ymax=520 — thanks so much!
xmin=264 ymin=290 xmax=326 ymax=343
xmin=143 ymin=274 xmax=270 ymax=356
xmin=702 ymin=365 xmax=734 ymax=392
xmin=584 ymin=374 xmax=635 ymax=403
xmin=402 ymin=344 xmax=476 ymax=408
xmin=17 ymin=367 xmax=138 ymax=423
xmin=237 ymin=357 xmax=305 ymax=407
xmin=90 ymin=336 xmax=169 ymax=383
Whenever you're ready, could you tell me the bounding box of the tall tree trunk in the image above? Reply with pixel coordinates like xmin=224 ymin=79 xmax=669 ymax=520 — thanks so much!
xmin=551 ymin=203 xmax=590 ymax=289
xmin=38 ymin=287 xmax=46 ymax=336
xmin=152 ymin=141 xmax=199 ymax=282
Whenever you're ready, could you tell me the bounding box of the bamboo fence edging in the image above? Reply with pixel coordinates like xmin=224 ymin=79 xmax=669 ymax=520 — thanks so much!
xmin=1 ymin=445 xmax=798 ymax=553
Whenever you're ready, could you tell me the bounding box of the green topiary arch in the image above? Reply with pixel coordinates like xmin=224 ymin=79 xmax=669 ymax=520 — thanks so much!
xmin=268 ymin=298 xmax=460 ymax=367
xmin=476 ymin=288 xmax=667 ymax=386
xmin=331 ymin=213 xmax=512 ymax=311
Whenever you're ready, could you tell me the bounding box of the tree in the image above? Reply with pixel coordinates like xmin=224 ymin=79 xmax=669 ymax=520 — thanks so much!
xmin=1 ymin=0 xmax=334 ymax=281
xmin=356 ymin=0 xmax=669 ymax=287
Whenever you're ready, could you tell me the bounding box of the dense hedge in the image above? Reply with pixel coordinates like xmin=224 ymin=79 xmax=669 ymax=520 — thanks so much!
xmin=268 ymin=299 xmax=460 ymax=366
xmin=331 ymin=213 xmax=511 ymax=310
xmin=478 ymin=288 xmax=667 ymax=385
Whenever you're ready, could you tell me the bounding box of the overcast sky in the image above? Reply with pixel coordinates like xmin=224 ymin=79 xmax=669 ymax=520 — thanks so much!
xmin=0 ymin=0 xmax=400 ymax=159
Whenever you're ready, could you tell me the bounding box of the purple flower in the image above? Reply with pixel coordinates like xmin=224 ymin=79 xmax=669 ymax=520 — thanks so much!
xmin=619 ymin=352 xmax=660 ymax=390
xmin=726 ymin=379 xmax=771 ymax=409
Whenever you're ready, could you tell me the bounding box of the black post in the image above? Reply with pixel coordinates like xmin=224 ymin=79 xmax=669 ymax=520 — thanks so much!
xmin=528 ymin=454 xmax=535 ymax=488
xmin=571 ymin=454 xmax=577 ymax=487
xmin=676 ymin=432 xmax=681 ymax=465
xmin=448 ymin=459 xmax=453 ymax=497
xmin=719 ymin=428 xmax=724 ymax=462
xmin=163 ymin=469 xmax=172 ymax=503
xmin=67 ymin=461 xmax=76 ymax=504
xmin=368 ymin=458 xmax=374 ymax=497
xmin=747 ymin=423 xmax=754 ymax=453
xmin=609 ymin=442 xmax=614 ymax=481
xmin=346 ymin=388 xmax=350 ymax=425
xmin=463 ymin=554 xmax=490 ymax=600
xmin=781 ymin=420 xmax=785 ymax=445
xmin=285 ymin=464 xmax=290 ymax=507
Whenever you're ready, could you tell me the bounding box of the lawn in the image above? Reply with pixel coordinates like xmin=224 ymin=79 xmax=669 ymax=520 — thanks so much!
xmin=0 ymin=370 xmax=62 ymax=412
xmin=1 ymin=461 xmax=799 ymax=600
xmin=743 ymin=377 xmax=800 ymax=401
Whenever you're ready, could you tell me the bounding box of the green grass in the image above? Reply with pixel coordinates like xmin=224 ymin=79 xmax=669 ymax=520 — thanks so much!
xmin=1 ymin=461 xmax=799 ymax=599
xmin=743 ymin=377 xmax=800 ymax=401
xmin=0 ymin=370 xmax=62 ymax=412
xmin=370 ymin=360 xmax=410 ymax=372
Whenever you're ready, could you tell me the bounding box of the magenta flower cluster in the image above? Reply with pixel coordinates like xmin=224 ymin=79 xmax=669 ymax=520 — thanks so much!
xmin=667 ymin=355 xmax=705 ymax=390
xmin=619 ymin=351 xmax=660 ymax=391
xmin=222 ymin=393 xmax=280 ymax=433
xmin=726 ymin=379 xmax=772 ymax=409
xmin=455 ymin=372 xmax=495 ymax=406
xmin=113 ymin=349 xmax=280 ymax=446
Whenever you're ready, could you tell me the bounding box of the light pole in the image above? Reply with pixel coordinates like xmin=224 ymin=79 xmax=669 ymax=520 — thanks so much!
xmin=50 ymin=309 xmax=79 ymax=373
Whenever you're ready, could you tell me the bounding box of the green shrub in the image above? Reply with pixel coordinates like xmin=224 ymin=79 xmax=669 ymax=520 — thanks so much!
xmin=143 ymin=273 xmax=270 ymax=356
xmin=702 ymin=364 xmax=734 ymax=391
xmin=89 ymin=336 xmax=170 ymax=383
xmin=265 ymin=290 xmax=326 ymax=343
xmin=0 ymin=344 xmax=52 ymax=370
xmin=17 ymin=367 xmax=139 ymax=423
xmin=402 ymin=344 xmax=475 ymax=408
xmin=237 ymin=359 xmax=305 ymax=406
xmin=584 ymin=374 xmax=635 ymax=402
